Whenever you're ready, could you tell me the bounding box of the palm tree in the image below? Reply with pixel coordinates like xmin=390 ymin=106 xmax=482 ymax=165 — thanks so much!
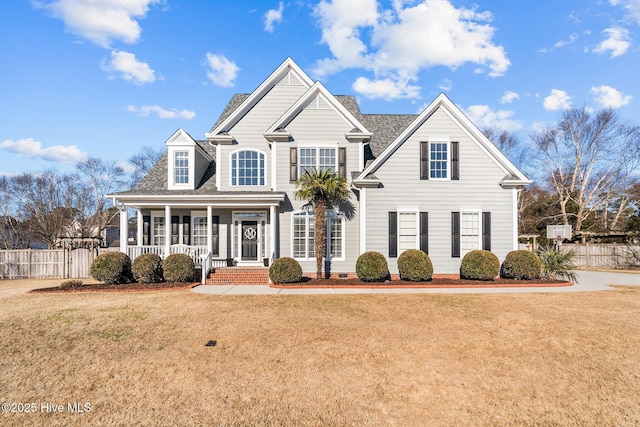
xmin=294 ymin=167 xmax=349 ymax=279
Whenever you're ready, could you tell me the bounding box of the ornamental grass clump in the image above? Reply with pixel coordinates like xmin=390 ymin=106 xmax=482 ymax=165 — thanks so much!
xmin=90 ymin=252 xmax=133 ymax=285
xmin=269 ymin=257 xmax=303 ymax=284
xmin=501 ymin=250 xmax=542 ymax=280
xmin=132 ymin=253 xmax=163 ymax=283
xmin=60 ymin=279 xmax=83 ymax=290
xmin=356 ymin=251 xmax=389 ymax=282
xmin=460 ymin=250 xmax=500 ymax=281
xmin=163 ymin=254 xmax=195 ymax=282
xmin=397 ymin=249 xmax=433 ymax=281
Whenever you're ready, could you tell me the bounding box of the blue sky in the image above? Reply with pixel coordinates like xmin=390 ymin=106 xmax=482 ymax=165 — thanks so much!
xmin=1 ymin=0 xmax=639 ymax=177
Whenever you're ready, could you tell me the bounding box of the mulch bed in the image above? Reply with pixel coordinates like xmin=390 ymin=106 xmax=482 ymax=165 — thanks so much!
xmin=271 ymin=277 xmax=571 ymax=288
xmin=29 ymin=282 xmax=198 ymax=293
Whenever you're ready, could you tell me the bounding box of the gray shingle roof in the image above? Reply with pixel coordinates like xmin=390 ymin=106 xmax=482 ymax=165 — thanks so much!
xmin=118 ymin=92 xmax=419 ymax=196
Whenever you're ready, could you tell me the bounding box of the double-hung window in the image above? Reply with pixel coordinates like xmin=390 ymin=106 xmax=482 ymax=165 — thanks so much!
xmin=299 ymin=147 xmax=337 ymax=176
xmin=231 ymin=150 xmax=265 ymax=186
xmin=460 ymin=211 xmax=481 ymax=252
xmin=192 ymin=216 xmax=208 ymax=246
xmin=152 ymin=216 xmax=165 ymax=246
xmin=174 ymin=151 xmax=189 ymax=185
xmin=430 ymin=142 xmax=448 ymax=179
xmin=292 ymin=210 xmax=344 ymax=260
xmin=398 ymin=211 xmax=418 ymax=253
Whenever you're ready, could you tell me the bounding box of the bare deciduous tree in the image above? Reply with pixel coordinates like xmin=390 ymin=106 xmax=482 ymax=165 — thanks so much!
xmin=128 ymin=146 xmax=164 ymax=189
xmin=533 ymin=107 xmax=640 ymax=232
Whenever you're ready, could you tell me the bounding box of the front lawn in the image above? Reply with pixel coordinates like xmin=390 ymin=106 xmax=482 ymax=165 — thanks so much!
xmin=1 ymin=279 xmax=639 ymax=426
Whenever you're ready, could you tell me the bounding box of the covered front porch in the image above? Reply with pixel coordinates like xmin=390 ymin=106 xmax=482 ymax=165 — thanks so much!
xmin=111 ymin=193 xmax=286 ymax=280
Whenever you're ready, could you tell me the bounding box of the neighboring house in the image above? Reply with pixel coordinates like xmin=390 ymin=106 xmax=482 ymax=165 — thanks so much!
xmin=108 ymin=58 xmax=531 ymax=276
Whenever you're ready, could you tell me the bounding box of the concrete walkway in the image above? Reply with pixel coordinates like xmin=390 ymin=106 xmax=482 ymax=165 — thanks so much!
xmin=191 ymin=270 xmax=640 ymax=295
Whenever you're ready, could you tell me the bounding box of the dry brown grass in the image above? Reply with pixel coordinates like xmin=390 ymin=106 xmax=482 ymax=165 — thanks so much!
xmin=1 ymin=279 xmax=640 ymax=426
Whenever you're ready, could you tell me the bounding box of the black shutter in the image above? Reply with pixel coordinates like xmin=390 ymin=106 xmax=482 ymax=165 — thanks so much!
xmin=212 ymin=216 xmax=219 ymax=257
xmin=420 ymin=141 xmax=429 ymax=180
xmin=143 ymin=215 xmax=151 ymax=246
xmin=389 ymin=212 xmax=398 ymax=258
xmin=451 ymin=141 xmax=459 ymax=180
xmin=290 ymin=147 xmax=298 ymax=182
xmin=420 ymin=212 xmax=429 ymax=254
xmin=182 ymin=216 xmax=191 ymax=245
xmin=171 ymin=216 xmax=179 ymax=245
xmin=338 ymin=147 xmax=347 ymax=178
xmin=451 ymin=212 xmax=460 ymax=258
xmin=482 ymin=212 xmax=491 ymax=251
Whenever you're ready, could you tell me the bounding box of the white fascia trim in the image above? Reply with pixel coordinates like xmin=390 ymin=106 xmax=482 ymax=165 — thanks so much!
xmin=209 ymin=58 xmax=313 ymax=136
xmin=266 ymin=81 xmax=370 ymax=136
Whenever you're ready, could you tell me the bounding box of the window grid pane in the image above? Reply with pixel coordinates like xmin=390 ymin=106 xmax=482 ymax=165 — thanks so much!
xmin=193 ymin=217 xmax=207 ymax=246
xmin=232 ymin=151 xmax=265 ymax=186
xmin=430 ymin=143 xmax=448 ymax=179
xmin=174 ymin=151 xmax=189 ymax=184
xmin=398 ymin=212 xmax=417 ymax=252
xmin=330 ymin=216 xmax=342 ymax=258
xmin=153 ymin=217 xmax=165 ymax=246
xmin=292 ymin=212 xmax=343 ymax=260
xmin=318 ymin=148 xmax=336 ymax=172
xmin=299 ymin=148 xmax=316 ymax=176
xmin=461 ymin=212 xmax=480 ymax=251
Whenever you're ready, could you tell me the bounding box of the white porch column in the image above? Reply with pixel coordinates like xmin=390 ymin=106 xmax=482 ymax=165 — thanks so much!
xmin=164 ymin=205 xmax=171 ymax=257
xmin=207 ymin=205 xmax=213 ymax=255
xmin=119 ymin=205 xmax=128 ymax=255
xmin=136 ymin=209 xmax=143 ymax=246
xmin=270 ymin=205 xmax=277 ymax=262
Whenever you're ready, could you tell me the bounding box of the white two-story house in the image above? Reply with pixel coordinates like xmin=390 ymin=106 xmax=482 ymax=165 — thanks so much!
xmin=109 ymin=58 xmax=530 ymax=279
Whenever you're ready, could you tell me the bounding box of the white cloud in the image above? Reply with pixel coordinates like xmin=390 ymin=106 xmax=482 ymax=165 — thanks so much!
xmin=463 ymin=105 xmax=522 ymax=132
xmin=102 ymin=50 xmax=156 ymax=84
xmin=501 ymin=91 xmax=519 ymax=104
xmin=593 ymin=27 xmax=631 ymax=57
xmin=438 ymin=78 xmax=453 ymax=92
xmin=312 ymin=0 xmax=509 ymax=100
xmin=0 ymin=138 xmax=88 ymax=163
xmin=34 ymin=0 xmax=160 ymax=48
xmin=352 ymin=76 xmax=420 ymax=100
xmin=264 ymin=2 xmax=284 ymax=33
xmin=610 ymin=0 xmax=640 ymax=24
xmin=205 ymin=53 xmax=240 ymax=88
xmin=543 ymin=89 xmax=572 ymax=111
xmin=116 ymin=160 xmax=137 ymax=175
xmin=591 ymin=85 xmax=632 ymax=108
xmin=127 ymin=105 xmax=196 ymax=120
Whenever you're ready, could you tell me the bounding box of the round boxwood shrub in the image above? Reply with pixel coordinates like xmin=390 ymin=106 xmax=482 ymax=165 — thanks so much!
xmin=460 ymin=250 xmax=500 ymax=281
xmin=356 ymin=251 xmax=389 ymax=282
xmin=90 ymin=252 xmax=133 ymax=285
xmin=501 ymin=250 xmax=542 ymax=280
xmin=132 ymin=253 xmax=163 ymax=283
xmin=163 ymin=253 xmax=195 ymax=282
xmin=269 ymin=257 xmax=303 ymax=284
xmin=398 ymin=249 xmax=433 ymax=281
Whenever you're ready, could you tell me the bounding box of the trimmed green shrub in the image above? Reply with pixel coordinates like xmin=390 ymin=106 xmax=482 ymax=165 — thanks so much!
xmin=460 ymin=250 xmax=500 ymax=281
xmin=132 ymin=253 xmax=163 ymax=283
xmin=90 ymin=252 xmax=133 ymax=285
xmin=269 ymin=257 xmax=303 ymax=284
xmin=356 ymin=251 xmax=389 ymax=282
xmin=398 ymin=249 xmax=433 ymax=281
xmin=501 ymin=250 xmax=542 ymax=280
xmin=163 ymin=253 xmax=195 ymax=282
xmin=60 ymin=279 xmax=83 ymax=290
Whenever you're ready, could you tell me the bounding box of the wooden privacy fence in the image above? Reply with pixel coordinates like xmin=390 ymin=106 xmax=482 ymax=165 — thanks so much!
xmin=0 ymin=248 xmax=113 ymax=279
xmin=519 ymin=243 xmax=640 ymax=269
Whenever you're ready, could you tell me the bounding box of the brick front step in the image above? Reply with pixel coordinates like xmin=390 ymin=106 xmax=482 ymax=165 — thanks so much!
xmin=206 ymin=267 xmax=270 ymax=285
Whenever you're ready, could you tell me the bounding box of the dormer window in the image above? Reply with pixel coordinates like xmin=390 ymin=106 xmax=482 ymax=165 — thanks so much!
xmin=174 ymin=150 xmax=189 ymax=185
xmin=231 ymin=149 xmax=265 ymax=186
